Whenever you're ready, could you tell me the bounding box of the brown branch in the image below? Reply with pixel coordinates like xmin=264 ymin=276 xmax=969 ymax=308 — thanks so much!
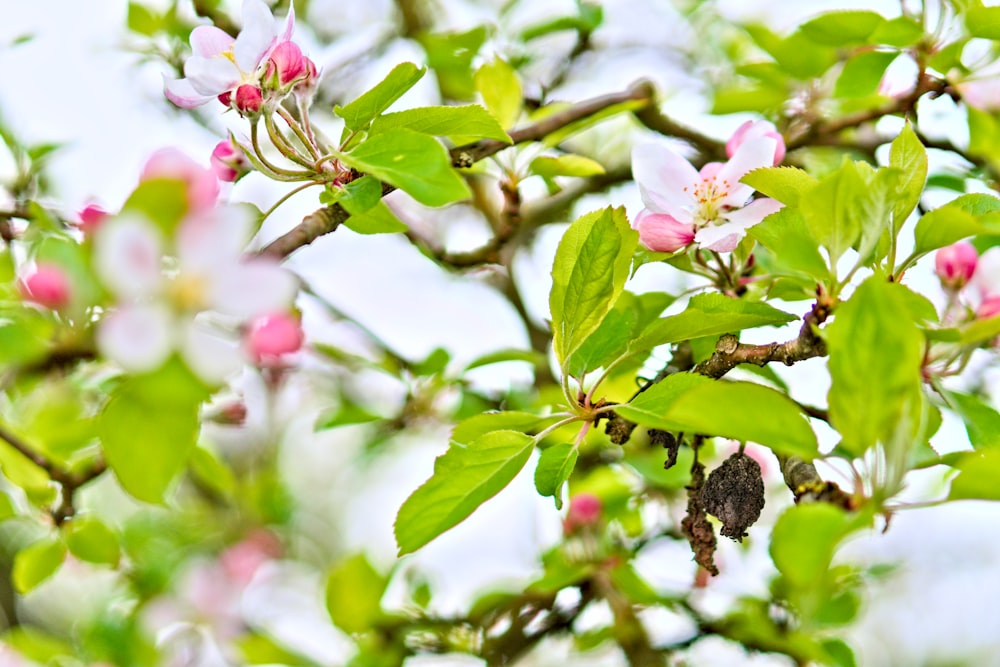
xmin=633 ymin=105 xmax=727 ymax=161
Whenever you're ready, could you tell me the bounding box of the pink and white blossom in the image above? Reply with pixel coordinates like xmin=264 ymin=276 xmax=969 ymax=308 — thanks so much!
xmin=94 ymin=206 xmax=297 ymax=383
xmin=141 ymin=148 xmax=220 ymax=213
xmin=245 ymin=312 xmax=304 ymax=365
xmin=726 ymin=120 xmax=786 ymax=166
xmin=18 ymin=264 xmax=72 ymax=309
xmin=163 ymin=0 xmax=295 ymax=110
xmin=632 ymin=136 xmax=783 ymax=253
xmin=210 ymin=139 xmax=251 ymax=182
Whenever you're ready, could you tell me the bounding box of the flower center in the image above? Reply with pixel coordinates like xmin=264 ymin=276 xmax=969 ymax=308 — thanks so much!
xmin=683 ymin=175 xmax=732 ymax=227
xmin=170 ymin=273 xmax=210 ymax=312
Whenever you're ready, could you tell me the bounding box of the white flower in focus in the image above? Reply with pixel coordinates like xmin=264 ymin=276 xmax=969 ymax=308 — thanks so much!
xmin=95 ymin=206 xmax=297 ymax=383
xmin=632 ymin=136 xmax=783 ymax=253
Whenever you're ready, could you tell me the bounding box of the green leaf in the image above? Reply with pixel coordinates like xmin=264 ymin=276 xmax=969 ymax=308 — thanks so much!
xmin=326 ymin=176 xmax=408 ymax=234
xmin=0 ymin=491 xmax=17 ymax=521
xmin=549 ymin=207 xmax=637 ymax=367
xmin=749 ymin=207 xmax=830 ymax=282
xmin=98 ymin=360 xmax=208 ymax=504
xmin=464 ymin=348 xmax=544 ymax=371
xmin=530 ymin=155 xmax=605 ymax=179
xmin=966 ymin=5 xmax=1000 ymax=39
xmin=745 ymin=25 xmax=838 ymax=79
xmin=800 ymin=161 xmax=866 ymax=265
xmin=342 ymin=129 xmax=471 ymax=207
xmin=534 ymin=443 xmax=578 ymax=509
xmin=451 ymin=412 xmax=551 ymax=444
xmin=620 ymin=377 xmax=819 ymax=458
xmin=64 ymin=516 xmax=120 ymax=566
xmin=835 ymin=50 xmax=899 ymax=98
xmin=946 ymin=392 xmax=1000 ymax=449
xmin=418 ymin=27 xmax=488 ymax=100
xmin=909 ymin=193 xmax=1000 ymax=258
xmin=370 ymin=105 xmax=510 ymax=144
xmin=474 ymin=58 xmax=523 ymax=129
xmin=630 ymin=293 xmax=796 ymax=356
xmin=13 ymin=536 xmax=66 ymax=594
xmin=565 ymin=302 xmax=636 ymax=377
xmin=799 ymin=10 xmax=886 ymax=46
xmin=870 ymin=16 xmax=924 ymax=47
xmin=741 ymin=166 xmax=818 ymax=206
xmin=121 ymin=179 xmax=190 ymax=236
xmin=949 ymin=448 xmax=1000 ymax=500
xmin=889 ymin=123 xmax=928 ymax=233
xmin=770 ymin=504 xmax=851 ymax=586
xmin=334 ymin=63 xmax=425 ymax=131
xmin=395 ymin=430 xmax=535 ymax=554
xmin=325 ymin=553 xmax=388 ymax=634
xmin=826 ymin=277 xmax=924 ymax=455
xmin=127 ymin=2 xmax=160 ymax=36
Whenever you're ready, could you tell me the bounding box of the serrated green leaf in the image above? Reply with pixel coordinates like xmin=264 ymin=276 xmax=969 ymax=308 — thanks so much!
xmin=946 ymin=392 xmax=1000 ymax=449
xmin=826 ymin=277 xmax=924 ymax=455
xmin=13 ymin=536 xmax=66 ymax=594
xmin=549 ymin=207 xmax=637 ymax=367
xmin=64 ymin=516 xmax=120 ymax=566
xmin=331 ymin=175 xmax=409 ymax=234
xmin=630 ymin=293 xmax=796 ymax=356
xmin=371 ymin=105 xmax=510 ymax=144
xmin=534 ymin=443 xmax=578 ymax=509
xmin=889 ymin=124 xmax=928 ymax=233
xmin=451 ymin=412 xmax=550 ymax=444
xmin=98 ymin=360 xmax=208 ymax=504
xmin=474 ymin=59 xmax=522 ymax=129
xmin=325 ymin=553 xmax=387 ymax=634
xmin=741 ymin=166 xmax=818 ymax=206
xmin=749 ymin=207 xmax=830 ymax=282
xmin=870 ymin=16 xmax=924 ymax=47
xmin=912 ymin=206 xmax=985 ymax=258
xmin=800 ymin=10 xmax=886 ymax=46
xmin=341 ymin=129 xmax=471 ymax=206
xmin=565 ymin=303 xmax=636 ymax=377
xmin=530 ymin=155 xmax=605 ymax=178
xmin=966 ymin=5 xmax=1000 ymax=39
xmin=835 ymin=50 xmax=899 ymax=98
xmin=949 ymin=448 xmax=1000 ymax=500
xmin=334 ymin=63 xmax=425 ymax=131
xmin=395 ymin=430 xmax=535 ymax=554
xmin=801 ymin=161 xmax=866 ymax=265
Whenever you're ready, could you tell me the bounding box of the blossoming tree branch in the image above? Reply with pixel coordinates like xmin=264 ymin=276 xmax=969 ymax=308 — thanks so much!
xmin=3 ymin=0 xmax=1000 ymax=665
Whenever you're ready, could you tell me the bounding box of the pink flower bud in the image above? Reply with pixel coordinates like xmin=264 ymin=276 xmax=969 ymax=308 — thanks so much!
xmin=234 ymin=84 xmax=263 ymax=115
xmin=295 ymin=58 xmax=320 ymax=97
xmin=220 ymin=530 xmax=282 ymax=584
xmin=246 ymin=313 xmax=304 ymax=365
xmin=563 ymin=493 xmax=602 ymax=535
xmin=76 ymin=203 xmax=109 ymax=234
xmin=935 ymin=241 xmax=978 ymax=289
xmin=727 ymin=120 xmax=786 ymax=166
xmin=267 ymin=41 xmax=308 ymax=88
xmin=19 ymin=264 xmax=71 ymax=309
xmin=210 ymin=140 xmax=250 ymax=183
xmin=141 ymin=148 xmax=220 ymax=213
xmin=218 ymin=90 xmax=232 ymax=107
xmin=978 ymin=295 xmax=1000 ymax=320
xmin=634 ymin=210 xmax=696 ymax=253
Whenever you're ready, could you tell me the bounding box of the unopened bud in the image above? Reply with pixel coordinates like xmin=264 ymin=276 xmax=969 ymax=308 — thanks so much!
xmin=19 ymin=264 xmax=71 ymax=309
xmin=266 ymin=41 xmax=308 ymax=88
xmin=246 ymin=313 xmax=304 ymax=365
xmin=234 ymin=84 xmax=263 ymax=116
xmin=727 ymin=120 xmax=786 ymax=166
xmin=76 ymin=203 xmax=109 ymax=234
xmin=210 ymin=140 xmax=251 ymax=182
xmin=563 ymin=493 xmax=602 ymax=535
xmin=935 ymin=241 xmax=978 ymax=289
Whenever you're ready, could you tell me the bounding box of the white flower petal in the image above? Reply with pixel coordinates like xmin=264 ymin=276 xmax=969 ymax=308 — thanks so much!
xmin=95 ymin=215 xmax=165 ymax=300
xmin=178 ymin=205 xmax=254 ymax=272
xmin=163 ymin=76 xmax=212 ymax=108
xmin=233 ymin=0 xmax=277 ymax=72
xmin=974 ymin=247 xmax=1000 ymax=299
xmin=632 ymin=143 xmax=699 ymax=219
xmin=184 ymin=56 xmax=240 ymax=96
xmin=180 ymin=318 xmax=243 ymax=385
xmin=695 ymin=198 xmax=782 ymax=252
xmin=98 ymin=305 xmax=174 ymax=373
xmin=718 ymin=136 xmax=777 ymax=207
xmin=190 ymin=26 xmax=235 ymax=57
xmin=209 ymin=261 xmax=297 ymax=319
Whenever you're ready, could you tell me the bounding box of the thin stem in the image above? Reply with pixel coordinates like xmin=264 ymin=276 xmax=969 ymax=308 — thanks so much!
xmin=264 ymin=113 xmax=316 ymax=168
xmin=260 ymin=182 xmax=320 ymax=223
xmin=250 ymin=121 xmax=314 ymax=178
xmin=276 ymin=105 xmax=320 ymax=160
xmin=532 ymin=415 xmax=583 ymax=444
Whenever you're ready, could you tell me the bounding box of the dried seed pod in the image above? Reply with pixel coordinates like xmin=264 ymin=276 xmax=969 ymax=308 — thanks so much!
xmin=702 ymin=452 xmax=765 ymax=542
xmin=648 ymin=429 xmax=680 ymax=469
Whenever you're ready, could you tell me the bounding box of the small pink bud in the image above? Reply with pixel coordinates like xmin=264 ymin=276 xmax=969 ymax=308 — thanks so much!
xmin=978 ymin=295 xmax=1000 ymax=320
xmin=727 ymin=120 xmax=786 ymax=166
xmin=212 ymin=401 xmax=248 ymax=426
xmin=935 ymin=242 xmax=978 ymax=289
xmin=19 ymin=264 xmax=71 ymax=309
xmin=234 ymin=84 xmax=263 ymax=115
xmin=563 ymin=493 xmax=602 ymax=535
xmin=634 ymin=210 xmax=696 ymax=253
xmin=210 ymin=140 xmax=250 ymax=182
xmin=218 ymin=90 xmax=232 ymax=107
xmin=76 ymin=203 xmax=109 ymax=234
xmin=141 ymin=148 xmax=220 ymax=213
xmin=267 ymin=41 xmax=308 ymax=88
xmin=246 ymin=313 xmax=304 ymax=365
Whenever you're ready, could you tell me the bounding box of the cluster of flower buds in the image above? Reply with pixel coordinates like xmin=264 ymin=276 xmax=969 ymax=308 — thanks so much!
xmin=934 ymin=241 xmax=1000 ymax=320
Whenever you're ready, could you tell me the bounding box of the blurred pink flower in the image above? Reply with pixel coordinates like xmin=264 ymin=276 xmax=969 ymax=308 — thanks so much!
xmin=245 ymin=312 xmax=304 ymax=365
xmin=726 ymin=120 xmax=786 ymax=166
xmin=210 ymin=139 xmax=251 ymax=182
xmin=76 ymin=203 xmax=109 ymax=234
xmin=632 ymin=136 xmax=783 ymax=253
xmin=141 ymin=148 xmax=220 ymax=213
xmin=19 ymin=264 xmax=71 ymax=309
xmin=563 ymin=493 xmax=602 ymax=535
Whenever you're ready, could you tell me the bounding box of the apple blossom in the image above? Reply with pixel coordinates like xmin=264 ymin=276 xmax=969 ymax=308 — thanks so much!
xmin=18 ymin=264 xmax=71 ymax=309
xmin=935 ymin=241 xmax=978 ymax=289
xmin=76 ymin=203 xmax=109 ymax=234
xmin=633 ymin=209 xmax=695 ymax=253
xmin=141 ymin=148 xmax=220 ymax=213
xmin=245 ymin=312 xmax=304 ymax=365
xmin=210 ymin=139 xmax=251 ymax=182
xmin=163 ymin=0 xmax=296 ymax=111
xmin=726 ymin=120 xmax=786 ymax=166
xmin=94 ymin=206 xmax=297 ymax=383
xmin=632 ymin=136 xmax=783 ymax=253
